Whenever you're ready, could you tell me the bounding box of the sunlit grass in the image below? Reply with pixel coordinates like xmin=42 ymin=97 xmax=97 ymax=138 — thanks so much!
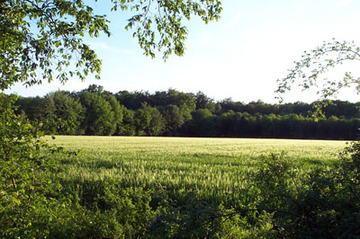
xmin=46 ymin=136 xmax=349 ymax=202
xmin=47 ymin=136 xmax=347 ymax=161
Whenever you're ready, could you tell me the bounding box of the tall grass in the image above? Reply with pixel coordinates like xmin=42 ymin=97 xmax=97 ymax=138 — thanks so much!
xmin=47 ymin=136 xmax=346 ymax=200
xmin=39 ymin=136 xmax=354 ymax=237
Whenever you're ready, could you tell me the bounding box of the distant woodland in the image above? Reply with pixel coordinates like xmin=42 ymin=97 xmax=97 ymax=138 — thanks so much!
xmin=10 ymin=85 xmax=360 ymax=139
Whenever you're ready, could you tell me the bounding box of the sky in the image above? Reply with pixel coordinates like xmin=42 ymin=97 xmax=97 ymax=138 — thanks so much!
xmin=6 ymin=0 xmax=360 ymax=103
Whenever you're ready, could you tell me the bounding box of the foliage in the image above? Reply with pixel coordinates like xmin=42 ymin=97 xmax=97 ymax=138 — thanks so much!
xmin=0 ymin=0 xmax=107 ymax=89
xmin=46 ymin=91 xmax=85 ymax=134
xmin=237 ymin=142 xmax=360 ymax=238
xmin=0 ymin=94 xmax=70 ymax=237
xmin=78 ymin=91 xmax=116 ymax=135
xmin=0 ymin=0 xmax=222 ymax=90
xmin=276 ymin=39 xmax=360 ymax=102
xmin=120 ymin=0 xmax=222 ymax=59
xmin=118 ymin=106 xmax=136 ymax=135
xmin=13 ymin=88 xmax=360 ymax=139
xmin=135 ymin=102 xmax=165 ymax=136
xmin=163 ymin=104 xmax=185 ymax=133
xmin=102 ymin=93 xmax=124 ymax=135
xmin=15 ymin=95 xmax=57 ymax=133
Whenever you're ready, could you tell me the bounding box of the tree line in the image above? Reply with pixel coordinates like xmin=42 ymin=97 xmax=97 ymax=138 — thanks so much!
xmin=11 ymin=84 xmax=360 ymax=140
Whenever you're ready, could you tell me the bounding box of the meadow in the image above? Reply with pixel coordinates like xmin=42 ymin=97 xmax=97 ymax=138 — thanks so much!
xmin=9 ymin=136 xmax=356 ymax=238
xmin=47 ymin=136 xmax=347 ymax=202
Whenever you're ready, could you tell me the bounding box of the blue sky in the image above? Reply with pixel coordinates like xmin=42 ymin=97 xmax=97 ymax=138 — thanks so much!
xmin=6 ymin=0 xmax=360 ymax=103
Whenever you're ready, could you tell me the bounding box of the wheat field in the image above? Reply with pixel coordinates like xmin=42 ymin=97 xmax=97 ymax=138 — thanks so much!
xmin=46 ymin=136 xmax=347 ymax=200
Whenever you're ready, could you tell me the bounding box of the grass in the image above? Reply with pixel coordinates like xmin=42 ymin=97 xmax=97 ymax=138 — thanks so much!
xmin=38 ymin=136 xmax=356 ymax=237
xmin=46 ymin=136 xmax=348 ymax=201
xmin=47 ymin=136 xmax=347 ymax=166
xmin=48 ymin=136 xmax=347 ymax=158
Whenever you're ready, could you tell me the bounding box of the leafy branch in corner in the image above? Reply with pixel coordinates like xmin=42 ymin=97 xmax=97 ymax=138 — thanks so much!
xmin=276 ymin=39 xmax=360 ymax=102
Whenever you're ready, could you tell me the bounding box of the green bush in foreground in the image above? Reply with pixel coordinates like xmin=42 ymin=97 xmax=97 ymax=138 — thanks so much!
xmin=243 ymin=143 xmax=360 ymax=238
xmin=0 ymin=94 xmax=78 ymax=238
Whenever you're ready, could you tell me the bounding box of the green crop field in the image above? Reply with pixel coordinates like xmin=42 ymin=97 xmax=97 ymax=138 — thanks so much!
xmin=5 ymin=135 xmax=357 ymax=238
xmin=47 ymin=136 xmax=347 ymax=201
xmin=48 ymin=136 xmax=347 ymax=161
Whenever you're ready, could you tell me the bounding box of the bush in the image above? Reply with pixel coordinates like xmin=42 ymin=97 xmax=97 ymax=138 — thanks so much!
xmin=237 ymin=144 xmax=360 ymax=238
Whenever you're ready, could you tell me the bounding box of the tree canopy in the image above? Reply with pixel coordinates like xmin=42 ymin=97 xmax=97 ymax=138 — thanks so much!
xmin=0 ymin=0 xmax=222 ymax=90
xmin=11 ymin=87 xmax=360 ymax=139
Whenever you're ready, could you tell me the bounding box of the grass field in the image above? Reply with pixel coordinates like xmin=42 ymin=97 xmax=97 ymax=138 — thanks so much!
xmin=48 ymin=136 xmax=347 ymax=161
xmin=47 ymin=136 xmax=348 ymax=199
xmin=40 ymin=136 xmax=355 ymax=237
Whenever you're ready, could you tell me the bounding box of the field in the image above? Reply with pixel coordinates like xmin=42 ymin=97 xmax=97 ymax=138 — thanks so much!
xmin=48 ymin=136 xmax=347 ymax=201
xmin=22 ymin=136 xmax=357 ymax=237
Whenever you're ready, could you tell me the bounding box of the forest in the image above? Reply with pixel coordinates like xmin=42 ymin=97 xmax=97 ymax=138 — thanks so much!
xmin=11 ymin=84 xmax=360 ymax=140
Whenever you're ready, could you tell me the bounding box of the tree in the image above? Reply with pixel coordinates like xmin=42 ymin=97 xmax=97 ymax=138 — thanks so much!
xmin=135 ymin=102 xmax=165 ymax=136
xmin=276 ymin=39 xmax=360 ymax=102
xmin=84 ymin=84 xmax=105 ymax=95
xmin=46 ymin=91 xmax=84 ymax=135
xmin=194 ymin=91 xmax=216 ymax=112
xmin=116 ymin=90 xmax=150 ymax=110
xmin=0 ymin=93 xmax=83 ymax=238
xmin=16 ymin=96 xmax=57 ymax=133
xmin=186 ymin=108 xmax=215 ymax=136
xmin=0 ymin=0 xmax=222 ymax=90
xmin=118 ymin=106 xmax=136 ymax=136
xmin=102 ymin=93 xmax=124 ymax=135
xmin=78 ymin=91 xmax=115 ymax=135
xmin=163 ymin=104 xmax=184 ymax=134
xmin=146 ymin=105 xmax=165 ymax=136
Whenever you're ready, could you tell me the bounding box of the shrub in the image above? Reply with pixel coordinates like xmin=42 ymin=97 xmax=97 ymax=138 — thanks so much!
xmin=242 ymin=144 xmax=360 ymax=238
